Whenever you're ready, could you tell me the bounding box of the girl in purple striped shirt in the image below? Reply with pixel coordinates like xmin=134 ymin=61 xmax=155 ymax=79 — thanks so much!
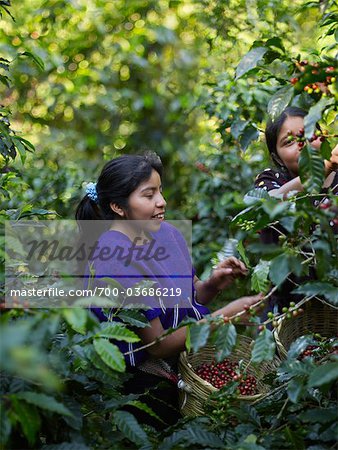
xmin=76 ymin=152 xmax=262 ymax=428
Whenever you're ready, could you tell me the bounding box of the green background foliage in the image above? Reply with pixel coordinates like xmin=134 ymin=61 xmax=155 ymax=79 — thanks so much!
xmin=1 ymin=0 xmax=337 ymax=448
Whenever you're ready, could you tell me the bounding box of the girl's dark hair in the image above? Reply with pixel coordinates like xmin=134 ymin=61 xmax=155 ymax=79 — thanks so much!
xmin=265 ymin=106 xmax=307 ymax=172
xmin=75 ymin=152 xmax=163 ymax=269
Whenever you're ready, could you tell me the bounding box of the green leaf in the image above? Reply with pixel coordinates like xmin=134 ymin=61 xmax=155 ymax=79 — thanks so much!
xmin=269 ymin=253 xmax=290 ymax=286
xmin=19 ymin=51 xmax=45 ymax=70
xmin=14 ymin=392 xmax=73 ymax=417
xmin=83 ymin=345 xmax=119 ymax=378
xmin=287 ymin=377 xmax=306 ymax=403
xmin=299 ymin=407 xmax=337 ymax=423
xmin=244 ymin=188 xmax=270 ymax=205
xmin=268 ymin=85 xmax=294 ymax=121
xmin=11 ymin=398 xmax=41 ymax=446
xmin=269 ymin=253 xmax=301 ymax=287
xmin=184 ymin=425 xmax=225 ymax=448
xmin=265 ymin=37 xmax=285 ymax=52
xmin=62 ymin=309 xmax=87 ymax=334
xmin=117 ymin=310 xmax=150 ymax=328
xmin=287 ymin=335 xmax=316 ymax=359
xmin=0 ymin=402 xmax=11 ymax=446
xmin=231 ymin=119 xmax=247 ymax=139
xmin=298 ymin=144 xmax=325 ymax=193
xmin=240 ymin=125 xmax=259 ymax=151
xmin=189 ymin=322 xmax=210 ymax=353
xmin=11 ymin=137 xmax=27 ymax=163
xmin=308 ymin=362 xmax=338 ymax=387
xmin=212 ymin=323 xmax=237 ymax=361
xmin=239 ymin=433 xmax=266 ymax=450
xmin=304 ymin=97 xmax=335 ymax=139
xmin=126 ymin=400 xmax=165 ymax=424
xmin=235 ymin=47 xmax=268 ymax=79
xmin=113 ymin=410 xmax=150 ymax=446
xmin=93 ymin=338 xmax=126 ymax=372
xmin=237 ymin=240 xmax=251 ymax=268
xmin=251 ymin=328 xmax=275 ymax=363
xmin=320 ymin=140 xmax=332 ymax=160
xmin=95 ymin=322 xmax=140 ymax=342
xmin=251 ymin=259 xmax=270 ymax=293
xmin=292 ymin=282 xmax=338 ymax=305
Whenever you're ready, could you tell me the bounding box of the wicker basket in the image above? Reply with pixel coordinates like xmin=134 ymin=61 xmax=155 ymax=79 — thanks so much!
xmin=274 ymin=298 xmax=338 ymax=359
xmin=178 ymin=335 xmax=280 ymax=417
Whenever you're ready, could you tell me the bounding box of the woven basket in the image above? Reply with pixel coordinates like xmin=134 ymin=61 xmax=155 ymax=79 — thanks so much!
xmin=178 ymin=335 xmax=280 ymax=417
xmin=274 ymin=299 xmax=338 ymax=359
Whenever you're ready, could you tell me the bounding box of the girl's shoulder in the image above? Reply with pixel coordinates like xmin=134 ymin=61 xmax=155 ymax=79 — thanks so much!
xmin=254 ymin=168 xmax=289 ymax=191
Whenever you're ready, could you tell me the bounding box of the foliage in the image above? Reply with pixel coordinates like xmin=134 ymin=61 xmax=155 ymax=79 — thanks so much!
xmin=1 ymin=0 xmax=338 ymax=448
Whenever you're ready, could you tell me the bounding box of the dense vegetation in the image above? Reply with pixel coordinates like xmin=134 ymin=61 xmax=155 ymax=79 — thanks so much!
xmin=1 ymin=0 xmax=337 ymax=449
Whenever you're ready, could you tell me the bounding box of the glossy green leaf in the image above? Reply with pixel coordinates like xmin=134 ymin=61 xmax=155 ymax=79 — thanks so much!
xmin=268 ymin=85 xmax=294 ymax=121
xmin=117 ymin=310 xmax=150 ymax=328
xmin=126 ymin=400 xmax=165 ymax=424
xmin=189 ymin=322 xmax=210 ymax=353
xmin=308 ymin=362 xmax=338 ymax=387
xmin=269 ymin=253 xmax=301 ymax=287
xmin=240 ymin=125 xmax=260 ymax=151
xmin=14 ymin=392 xmax=73 ymax=417
xmin=304 ymin=97 xmax=335 ymax=139
xmin=299 ymin=144 xmax=325 ymax=193
xmin=0 ymin=402 xmax=11 ymax=446
xmin=11 ymin=399 xmax=41 ymax=446
xmin=213 ymin=323 xmax=237 ymax=361
xmin=235 ymin=47 xmax=268 ymax=79
xmin=287 ymin=377 xmax=305 ymax=403
xmin=251 ymin=328 xmax=275 ymax=362
xmin=93 ymin=338 xmax=126 ymax=372
xmin=292 ymin=282 xmax=338 ymax=305
xmin=19 ymin=51 xmax=45 ymax=70
xmin=320 ymin=139 xmax=332 ymax=160
xmin=62 ymin=309 xmax=87 ymax=335
xmin=243 ymin=188 xmax=270 ymax=205
xmin=95 ymin=322 xmax=140 ymax=342
xmin=251 ymin=259 xmax=271 ymax=293
xmin=113 ymin=410 xmax=150 ymax=446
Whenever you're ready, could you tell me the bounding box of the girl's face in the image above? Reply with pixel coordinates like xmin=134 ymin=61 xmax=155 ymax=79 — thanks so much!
xmin=276 ymin=115 xmax=321 ymax=176
xmin=125 ymin=169 xmax=166 ymax=229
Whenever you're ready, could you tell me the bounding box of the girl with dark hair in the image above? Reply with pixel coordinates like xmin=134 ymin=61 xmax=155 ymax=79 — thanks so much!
xmin=76 ymin=152 xmax=262 ymax=428
xmin=254 ymin=107 xmax=337 ymax=318
xmin=255 ymin=106 xmax=338 ymax=198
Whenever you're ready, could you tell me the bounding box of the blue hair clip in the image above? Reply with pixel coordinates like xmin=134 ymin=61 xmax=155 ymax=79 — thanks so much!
xmin=85 ymin=182 xmax=98 ymax=203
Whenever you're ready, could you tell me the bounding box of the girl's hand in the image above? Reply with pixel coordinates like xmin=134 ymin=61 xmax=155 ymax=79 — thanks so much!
xmin=324 ymin=144 xmax=338 ymax=174
xmin=213 ymin=293 xmax=264 ymax=321
xmin=207 ymin=256 xmax=248 ymax=292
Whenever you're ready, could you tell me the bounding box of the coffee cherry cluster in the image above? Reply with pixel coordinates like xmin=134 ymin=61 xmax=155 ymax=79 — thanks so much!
xmin=267 ymin=302 xmax=304 ymax=327
xmin=298 ymin=337 xmax=338 ymax=361
xmin=196 ymin=359 xmax=258 ymax=396
xmin=290 ymin=61 xmax=337 ymax=98
xmin=237 ymin=218 xmax=256 ymax=231
xmin=286 ymin=128 xmax=326 ymax=149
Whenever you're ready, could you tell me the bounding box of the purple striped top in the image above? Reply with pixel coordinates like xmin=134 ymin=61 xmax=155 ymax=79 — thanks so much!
xmin=88 ymin=221 xmax=209 ymax=366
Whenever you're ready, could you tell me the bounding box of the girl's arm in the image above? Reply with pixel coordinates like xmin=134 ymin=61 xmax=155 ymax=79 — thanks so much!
xmin=137 ymin=294 xmax=263 ymax=359
xmin=269 ymin=144 xmax=338 ymax=200
xmin=194 ymin=257 xmax=248 ymax=305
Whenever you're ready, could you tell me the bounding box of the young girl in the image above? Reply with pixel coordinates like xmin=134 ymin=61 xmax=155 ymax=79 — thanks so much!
xmin=254 ymin=107 xmax=337 ymax=316
xmin=76 ymin=152 xmax=262 ymax=428
xmin=255 ymin=106 xmax=338 ymax=198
